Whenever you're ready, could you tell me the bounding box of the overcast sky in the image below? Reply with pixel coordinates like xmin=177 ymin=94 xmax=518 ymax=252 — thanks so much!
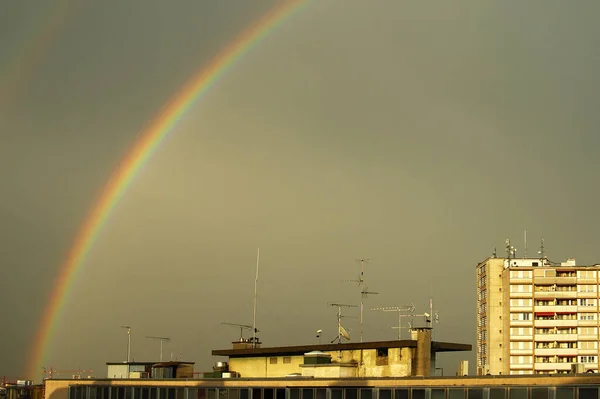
xmin=2 ymin=0 xmax=600 ymax=379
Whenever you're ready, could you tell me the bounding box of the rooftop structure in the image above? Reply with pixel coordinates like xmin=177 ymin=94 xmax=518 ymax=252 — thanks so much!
xmin=212 ymin=328 xmax=470 ymax=378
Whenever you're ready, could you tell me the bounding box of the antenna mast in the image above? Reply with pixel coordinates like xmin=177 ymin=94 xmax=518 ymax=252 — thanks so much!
xmin=253 ymin=248 xmax=260 ymax=348
xmin=343 ymin=258 xmax=377 ymax=342
xmin=120 ymin=326 xmax=131 ymax=363
xmin=146 ymin=336 xmax=170 ymax=362
xmin=524 ymin=230 xmax=528 ymax=258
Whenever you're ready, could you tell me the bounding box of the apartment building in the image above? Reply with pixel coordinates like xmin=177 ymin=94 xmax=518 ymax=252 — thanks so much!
xmin=476 ymin=254 xmax=600 ymax=375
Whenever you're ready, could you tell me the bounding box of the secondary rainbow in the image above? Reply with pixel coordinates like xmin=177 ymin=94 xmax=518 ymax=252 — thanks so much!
xmin=26 ymin=0 xmax=310 ymax=380
xmin=0 ymin=0 xmax=77 ymax=111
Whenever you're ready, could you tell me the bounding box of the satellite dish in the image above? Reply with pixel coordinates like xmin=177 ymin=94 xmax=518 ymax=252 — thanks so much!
xmin=340 ymin=326 xmax=351 ymax=340
xmin=317 ymin=329 xmax=323 ymax=334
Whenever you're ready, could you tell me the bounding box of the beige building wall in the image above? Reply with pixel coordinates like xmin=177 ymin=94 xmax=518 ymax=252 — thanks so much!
xmin=476 ymin=258 xmax=506 ymax=375
xmin=229 ymin=347 xmax=414 ymax=378
xmin=229 ymin=355 xmax=304 ymax=378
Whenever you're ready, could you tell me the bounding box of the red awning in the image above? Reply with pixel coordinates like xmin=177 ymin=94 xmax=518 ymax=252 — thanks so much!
xmin=535 ymin=312 xmax=554 ymax=316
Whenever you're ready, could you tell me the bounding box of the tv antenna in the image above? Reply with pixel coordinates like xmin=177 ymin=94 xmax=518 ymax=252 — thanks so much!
xmin=221 ymin=322 xmax=258 ymax=342
xmin=342 ymin=258 xmax=378 ymax=342
xmin=371 ymin=304 xmax=415 ymax=340
xmin=120 ymin=325 xmax=131 ymax=363
xmin=538 ymin=238 xmax=545 ymax=260
xmin=328 ymin=303 xmax=357 ymax=343
xmin=146 ymin=336 xmax=170 ymax=362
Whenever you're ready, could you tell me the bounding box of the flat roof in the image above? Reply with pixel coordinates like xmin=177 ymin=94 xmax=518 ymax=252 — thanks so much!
xmin=106 ymin=362 xmax=156 ymax=366
xmin=212 ymin=340 xmax=471 ymax=357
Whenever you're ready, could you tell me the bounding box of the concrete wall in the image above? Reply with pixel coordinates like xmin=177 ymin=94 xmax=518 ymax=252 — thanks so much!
xmin=487 ymin=258 xmax=506 ymax=375
xmin=229 ymin=347 xmax=413 ymax=378
xmin=107 ymin=365 xmax=129 ymax=379
xmin=229 ymin=355 xmax=305 ymax=378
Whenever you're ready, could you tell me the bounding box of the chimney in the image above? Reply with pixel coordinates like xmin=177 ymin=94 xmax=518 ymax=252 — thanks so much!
xmin=412 ymin=328 xmax=432 ymax=377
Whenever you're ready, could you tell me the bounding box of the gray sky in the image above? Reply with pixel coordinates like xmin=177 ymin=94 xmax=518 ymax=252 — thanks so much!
xmin=2 ymin=0 xmax=600 ymax=379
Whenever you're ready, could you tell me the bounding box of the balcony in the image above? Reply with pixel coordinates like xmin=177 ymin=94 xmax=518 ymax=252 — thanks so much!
xmin=511 ymin=335 xmax=533 ymax=341
xmin=510 ymin=349 xmax=533 ymax=356
xmin=535 ymin=277 xmax=557 ymax=285
xmin=534 ymin=319 xmax=578 ymax=328
xmin=510 ymin=363 xmax=533 ymax=370
xmin=578 ymin=334 xmax=598 ymax=341
xmin=510 ymin=292 xmax=533 ymax=298
xmin=555 ymin=277 xmax=577 ymax=285
xmin=535 ymin=334 xmax=578 ymax=341
xmin=534 ymin=348 xmax=578 ymax=357
xmin=554 ymin=291 xmax=578 ymax=298
xmin=539 ymin=305 xmax=577 ymax=313
xmin=534 ymin=291 xmax=556 ymax=298
xmin=510 ymin=320 xmax=533 ymax=327
xmin=511 ymin=306 xmax=533 ymax=312
xmin=534 ymin=362 xmax=573 ymax=371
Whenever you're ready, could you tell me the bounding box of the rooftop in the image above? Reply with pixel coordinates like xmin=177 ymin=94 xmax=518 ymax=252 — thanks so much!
xmin=212 ymin=340 xmax=471 ymax=358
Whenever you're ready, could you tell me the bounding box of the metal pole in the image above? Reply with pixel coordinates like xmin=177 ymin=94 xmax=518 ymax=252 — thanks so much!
xmin=127 ymin=328 xmax=131 ymax=363
xmin=398 ymin=310 xmax=401 ymax=340
xmin=253 ymin=248 xmax=260 ymax=348
xmin=160 ymin=340 xmax=163 ymax=362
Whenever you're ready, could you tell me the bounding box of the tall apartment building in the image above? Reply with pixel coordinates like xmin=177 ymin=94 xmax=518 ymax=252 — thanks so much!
xmin=476 ymin=254 xmax=600 ymax=375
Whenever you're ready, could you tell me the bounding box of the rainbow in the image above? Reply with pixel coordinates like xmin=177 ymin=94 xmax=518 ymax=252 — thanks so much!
xmin=26 ymin=0 xmax=310 ymax=380
xmin=0 ymin=0 xmax=78 ymax=112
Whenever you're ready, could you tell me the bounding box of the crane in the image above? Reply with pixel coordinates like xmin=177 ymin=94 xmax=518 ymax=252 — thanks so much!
xmin=146 ymin=336 xmax=170 ymax=362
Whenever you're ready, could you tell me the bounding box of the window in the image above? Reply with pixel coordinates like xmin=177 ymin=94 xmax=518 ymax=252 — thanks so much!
xmin=283 ymin=357 xmax=291 ymax=364
xmin=579 ymin=341 xmax=598 ymax=350
xmin=578 ymin=285 xmax=596 ymax=292
xmin=578 ymin=327 xmax=598 ymax=335
xmin=577 ymin=270 xmax=597 ymax=279
xmin=269 ymin=357 xmax=277 ymax=365
xmin=579 ymin=298 xmax=596 ymax=306
xmin=580 ymin=356 xmax=597 ymax=363
xmin=579 ymin=313 xmax=596 ymax=320
xmin=376 ymin=348 xmax=389 ymax=366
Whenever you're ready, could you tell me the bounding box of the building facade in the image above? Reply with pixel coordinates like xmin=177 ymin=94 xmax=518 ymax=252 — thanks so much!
xmin=476 ymin=255 xmax=600 ymax=375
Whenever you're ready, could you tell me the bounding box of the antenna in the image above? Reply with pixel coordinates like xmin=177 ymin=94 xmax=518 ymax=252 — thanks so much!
xmin=538 ymin=238 xmax=545 ymax=261
xmin=343 ymin=258 xmax=377 ymax=342
xmin=146 ymin=336 xmax=170 ymax=362
xmin=221 ymin=322 xmax=256 ymax=342
xmin=120 ymin=326 xmax=131 ymax=363
xmin=524 ymin=230 xmax=528 ymax=258
xmin=328 ymin=303 xmax=357 ymax=344
xmin=371 ymin=304 xmax=415 ymax=340
xmin=505 ymin=239 xmax=516 ymax=261
xmin=253 ymin=248 xmax=260 ymax=348
xmin=492 ymin=247 xmax=497 ymax=258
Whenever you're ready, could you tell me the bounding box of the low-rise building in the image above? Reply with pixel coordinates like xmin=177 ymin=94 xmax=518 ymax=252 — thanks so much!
xmin=211 ymin=328 xmax=470 ymax=378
